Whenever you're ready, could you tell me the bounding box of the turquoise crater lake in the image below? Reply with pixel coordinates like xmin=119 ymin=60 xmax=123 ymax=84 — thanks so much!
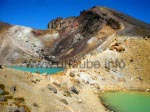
xmin=100 ymin=91 xmax=150 ymax=112
xmin=8 ymin=66 xmax=64 ymax=74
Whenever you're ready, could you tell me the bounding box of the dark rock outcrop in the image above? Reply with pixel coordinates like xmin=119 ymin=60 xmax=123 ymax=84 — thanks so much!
xmin=0 ymin=65 xmax=3 ymax=69
xmin=10 ymin=85 xmax=16 ymax=93
xmin=70 ymin=85 xmax=79 ymax=94
xmin=60 ymin=99 xmax=68 ymax=105
xmin=47 ymin=84 xmax=57 ymax=94
xmin=63 ymin=90 xmax=71 ymax=97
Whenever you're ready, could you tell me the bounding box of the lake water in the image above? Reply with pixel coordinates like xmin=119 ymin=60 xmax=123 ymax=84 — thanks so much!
xmin=100 ymin=91 xmax=150 ymax=112
xmin=8 ymin=66 xmax=64 ymax=74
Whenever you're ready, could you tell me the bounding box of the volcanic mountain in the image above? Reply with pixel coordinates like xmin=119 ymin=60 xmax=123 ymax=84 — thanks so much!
xmin=0 ymin=6 xmax=150 ymax=112
xmin=0 ymin=6 xmax=149 ymax=65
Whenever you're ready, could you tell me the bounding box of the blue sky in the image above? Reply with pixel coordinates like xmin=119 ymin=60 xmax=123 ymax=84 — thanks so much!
xmin=0 ymin=0 xmax=150 ymax=29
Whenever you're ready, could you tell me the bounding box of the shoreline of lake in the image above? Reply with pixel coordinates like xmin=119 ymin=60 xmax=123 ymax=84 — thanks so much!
xmin=7 ymin=66 xmax=64 ymax=74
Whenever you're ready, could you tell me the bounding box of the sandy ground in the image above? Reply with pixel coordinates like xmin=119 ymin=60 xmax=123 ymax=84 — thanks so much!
xmin=0 ymin=66 xmax=149 ymax=112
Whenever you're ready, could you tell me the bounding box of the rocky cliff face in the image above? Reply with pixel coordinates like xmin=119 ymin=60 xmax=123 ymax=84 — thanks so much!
xmin=0 ymin=6 xmax=150 ymax=66
xmin=48 ymin=17 xmax=76 ymax=30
